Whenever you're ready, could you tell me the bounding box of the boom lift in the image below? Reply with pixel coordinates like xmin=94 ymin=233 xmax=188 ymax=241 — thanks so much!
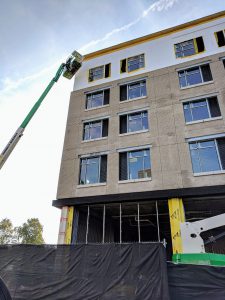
xmin=169 ymin=198 xmax=225 ymax=266
xmin=0 ymin=51 xmax=83 ymax=170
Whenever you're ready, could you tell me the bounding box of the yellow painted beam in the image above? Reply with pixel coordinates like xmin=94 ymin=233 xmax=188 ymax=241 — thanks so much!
xmin=168 ymin=198 xmax=185 ymax=254
xmin=65 ymin=206 xmax=74 ymax=244
xmin=193 ymin=38 xmax=198 ymax=53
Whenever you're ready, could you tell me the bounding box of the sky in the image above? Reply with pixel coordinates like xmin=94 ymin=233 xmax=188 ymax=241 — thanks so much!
xmin=0 ymin=0 xmax=225 ymax=244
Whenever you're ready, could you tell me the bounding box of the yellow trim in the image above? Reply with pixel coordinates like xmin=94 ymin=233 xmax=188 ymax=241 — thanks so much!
xmin=168 ymin=198 xmax=185 ymax=254
xmin=84 ymin=11 xmax=225 ymax=61
xmin=106 ymin=63 xmax=111 ymax=77
xmin=214 ymin=31 xmax=219 ymax=45
xmin=65 ymin=206 xmax=74 ymax=244
xmin=193 ymin=38 xmax=198 ymax=53
xmin=120 ymin=58 xmax=126 ymax=74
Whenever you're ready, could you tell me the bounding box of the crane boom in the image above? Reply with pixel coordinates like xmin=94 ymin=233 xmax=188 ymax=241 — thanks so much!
xmin=0 ymin=51 xmax=82 ymax=170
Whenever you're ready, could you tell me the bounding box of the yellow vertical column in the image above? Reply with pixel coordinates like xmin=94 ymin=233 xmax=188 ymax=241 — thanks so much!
xmin=193 ymin=38 xmax=199 ymax=54
xmin=168 ymin=198 xmax=185 ymax=254
xmin=65 ymin=206 xmax=74 ymax=244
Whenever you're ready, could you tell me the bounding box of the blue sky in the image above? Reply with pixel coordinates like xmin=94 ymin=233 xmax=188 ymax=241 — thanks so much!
xmin=0 ymin=0 xmax=225 ymax=243
xmin=1 ymin=0 xmax=225 ymax=91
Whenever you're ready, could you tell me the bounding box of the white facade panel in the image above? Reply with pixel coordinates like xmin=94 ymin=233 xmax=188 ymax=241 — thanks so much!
xmin=74 ymin=16 xmax=225 ymax=91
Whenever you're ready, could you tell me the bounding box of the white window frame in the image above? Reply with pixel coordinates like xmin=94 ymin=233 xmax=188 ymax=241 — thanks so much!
xmin=183 ymin=96 xmax=222 ymax=124
xmin=126 ymin=111 xmax=148 ymax=133
xmin=80 ymin=156 xmax=101 ymax=185
xmin=175 ymin=39 xmax=196 ymax=58
xmin=188 ymin=136 xmax=225 ymax=176
xmin=120 ymin=80 xmax=147 ymax=102
xmin=118 ymin=146 xmax=152 ymax=183
xmin=83 ymin=120 xmax=103 ymax=141
xmin=117 ymin=144 xmax=151 ymax=153
xmin=86 ymin=90 xmax=104 ymax=109
xmin=127 ymin=54 xmax=145 ymax=72
xmin=178 ymin=64 xmax=213 ymax=89
xmin=179 ymin=66 xmax=203 ymax=87
xmin=127 ymin=149 xmax=151 ymax=180
xmin=89 ymin=65 xmax=105 ymax=81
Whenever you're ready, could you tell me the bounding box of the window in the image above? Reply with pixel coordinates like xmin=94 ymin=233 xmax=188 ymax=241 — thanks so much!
xmin=120 ymin=54 xmax=145 ymax=73
xmin=89 ymin=64 xmax=111 ymax=82
xmin=175 ymin=37 xmax=205 ymax=58
xmin=120 ymin=80 xmax=146 ymax=101
xmin=183 ymin=96 xmax=221 ymax=123
xmin=79 ymin=155 xmax=107 ymax=184
xmin=189 ymin=138 xmax=225 ymax=174
xmin=83 ymin=119 xmax=108 ymax=140
xmin=119 ymin=149 xmax=151 ymax=181
xmin=86 ymin=89 xmax=110 ymax=109
xmin=215 ymin=30 xmax=225 ymax=47
xmin=223 ymin=58 xmax=225 ymax=69
xmin=120 ymin=111 xmax=148 ymax=134
xmin=178 ymin=64 xmax=213 ymax=88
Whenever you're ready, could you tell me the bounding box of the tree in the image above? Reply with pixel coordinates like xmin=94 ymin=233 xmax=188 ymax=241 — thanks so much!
xmin=0 ymin=218 xmax=16 ymax=244
xmin=16 ymin=218 xmax=45 ymax=244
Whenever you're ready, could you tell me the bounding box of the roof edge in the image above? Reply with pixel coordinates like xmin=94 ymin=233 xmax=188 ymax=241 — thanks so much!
xmin=52 ymin=185 xmax=225 ymax=207
xmin=83 ymin=10 xmax=225 ymax=61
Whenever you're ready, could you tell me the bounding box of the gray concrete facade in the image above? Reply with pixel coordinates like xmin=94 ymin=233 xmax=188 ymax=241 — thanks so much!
xmin=57 ymin=52 xmax=225 ymax=200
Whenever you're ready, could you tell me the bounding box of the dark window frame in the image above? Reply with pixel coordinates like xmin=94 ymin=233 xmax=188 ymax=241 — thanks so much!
xmin=215 ymin=30 xmax=225 ymax=47
xmin=222 ymin=58 xmax=225 ymax=69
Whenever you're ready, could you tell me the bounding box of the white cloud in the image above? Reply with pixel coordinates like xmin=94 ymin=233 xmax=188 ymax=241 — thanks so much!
xmin=142 ymin=0 xmax=178 ymax=16
xmin=0 ymin=0 xmax=179 ymax=99
xmin=0 ymin=58 xmax=64 ymax=99
xmin=78 ymin=0 xmax=179 ymax=53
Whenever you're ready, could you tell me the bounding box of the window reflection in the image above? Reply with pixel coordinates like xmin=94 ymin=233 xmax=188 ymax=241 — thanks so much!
xmin=128 ymin=149 xmax=151 ymax=179
xmin=80 ymin=157 xmax=100 ymax=184
xmin=189 ymin=140 xmax=221 ymax=173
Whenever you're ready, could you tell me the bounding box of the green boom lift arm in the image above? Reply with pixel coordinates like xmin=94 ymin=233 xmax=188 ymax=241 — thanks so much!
xmin=0 ymin=51 xmax=83 ymax=170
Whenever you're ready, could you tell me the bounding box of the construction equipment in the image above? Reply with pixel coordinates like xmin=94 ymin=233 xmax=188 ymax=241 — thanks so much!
xmin=169 ymin=198 xmax=225 ymax=266
xmin=0 ymin=51 xmax=83 ymax=170
xmin=180 ymin=213 xmax=225 ymax=254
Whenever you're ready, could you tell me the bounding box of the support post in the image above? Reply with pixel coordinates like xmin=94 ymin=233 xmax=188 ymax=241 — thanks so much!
xmin=120 ymin=204 xmax=122 ymax=244
xmin=86 ymin=205 xmax=90 ymax=244
xmin=156 ymin=201 xmax=160 ymax=242
xmin=65 ymin=206 xmax=74 ymax=244
xmin=168 ymin=198 xmax=185 ymax=254
xmin=57 ymin=206 xmax=74 ymax=244
xmin=102 ymin=205 xmax=105 ymax=243
xmin=137 ymin=203 xmax=141 ymax=243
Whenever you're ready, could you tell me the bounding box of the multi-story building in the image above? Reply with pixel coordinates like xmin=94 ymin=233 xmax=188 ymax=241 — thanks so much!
xmin=53 ymin=11 xmax=225 ymax=261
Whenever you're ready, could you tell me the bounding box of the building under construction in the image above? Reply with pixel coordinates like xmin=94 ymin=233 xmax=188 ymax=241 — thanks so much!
xmin=1 ymin=10 xmax=225 ymax=300
xmin=53 ymin=10 xmax=225 ymax=265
